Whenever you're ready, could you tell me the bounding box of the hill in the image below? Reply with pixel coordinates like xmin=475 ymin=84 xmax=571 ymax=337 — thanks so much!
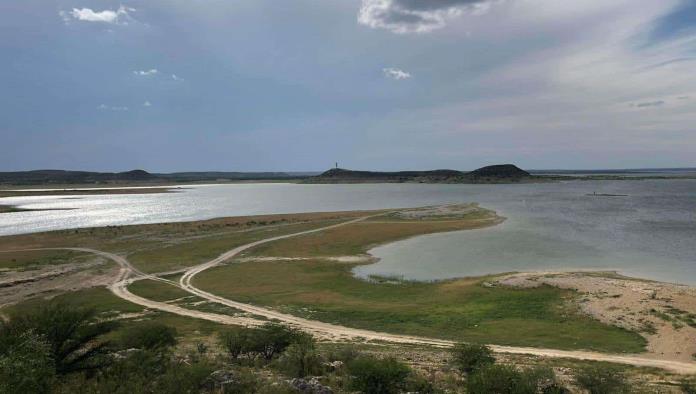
xmin=0 ymin=169 xmax=158 ymax=185
xmin=467 ymin=164 xmax=530 ymax=178
xmin=305 ymin=164 xmax=535 ymax=184
xmin=0 ymin=170 xmax=305 ymax=185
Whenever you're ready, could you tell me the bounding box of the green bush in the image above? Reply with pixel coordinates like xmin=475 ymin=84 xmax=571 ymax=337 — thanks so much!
xmin=0 ymin=330 xmax=55 ymax=394
xmin=220 ymin=368 xmax=260 ymax=394
xmin=220 ymin=323 xmax=302 ymax=362
xmin=277 ymin=335 xmax=324 ymax=378
xmin=328 ymin=344 xmax=361 ymax=364
xmin=255 ymin=324 xmax=299 ymax=360
xmin=406 ymin=373 xmax=436 ymax=394
xmin=575 ymin=365 xmax=629 ymax=394
xmin=220 ymin=328 xmax=256 ymax=361
xmin=3 ymin=300 xmax=115 ymax=374
xmin=120 ymin=321 xmax=178 ymax=350
xmin=450 ymin=343 xmax=495 ymax=374
xmin=60 ymin=349 xmax=214 ymax=394
xmin=467 ymin=365 xmax=565 ymax=394
xmin=348 ymin=356 xmax=411 ymax=394
xmin=681 ymin=378 xmax=696 ymax=394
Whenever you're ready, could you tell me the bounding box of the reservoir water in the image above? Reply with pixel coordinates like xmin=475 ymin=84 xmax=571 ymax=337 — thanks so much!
xmin=1 ymin=180 xmax=695 ymax=284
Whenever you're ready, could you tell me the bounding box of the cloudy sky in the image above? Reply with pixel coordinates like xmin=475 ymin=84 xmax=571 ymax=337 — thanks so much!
xmin=1 ymin=0 xmax=695 ymax=171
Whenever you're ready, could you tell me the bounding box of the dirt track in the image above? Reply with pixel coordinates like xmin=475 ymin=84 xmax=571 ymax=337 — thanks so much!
xmin=15 ymin=214 xmax=696 ymax=374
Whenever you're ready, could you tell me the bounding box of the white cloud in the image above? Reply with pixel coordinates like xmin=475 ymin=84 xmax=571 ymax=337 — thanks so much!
xmin=383 ymin=67 xmax=412 ymax=80
xmin=171 ymin=74 xmax=183 ymax=81
xmin=358 ymin=0 xmax=496 ymax=34
xmin=143 ymin=101 xmax=152 ymax=107
xmin=98 ymin=104 xmax=129 ymax=111
xmin=133 ymin=69 xmax=158 ymax=76
xmin=60 ymin=6 xmax=134 ymax=25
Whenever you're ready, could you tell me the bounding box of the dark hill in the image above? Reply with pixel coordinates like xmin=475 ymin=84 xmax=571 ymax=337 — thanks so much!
xmin=466 ymin=164 xmax=530 ymax=178
xmin=317 ymin=168 xmax=463 ymax=181
xmin=0 ymin=169 xmax=302 ymax=185
xmin=0 ymin=169 xmax=158 ymax=185
xmin=307 ymin=164 xmax=534 ymax=184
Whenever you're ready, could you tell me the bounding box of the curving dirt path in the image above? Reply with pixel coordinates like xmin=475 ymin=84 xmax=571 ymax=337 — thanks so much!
xmin=10 ymin=215 xmax=696 ymax=374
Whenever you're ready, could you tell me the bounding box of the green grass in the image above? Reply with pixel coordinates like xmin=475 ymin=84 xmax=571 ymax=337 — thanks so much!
xmin=194 ymin=260 xmax=646 ymax=353
xmin=128 ymin=279 xmax=193 ymax=302
xmin=127 ymin=220 xmax=343 ymax=273
xmin=0 ymin=249 xmax=92 ymax=270
xmin=4 ymin=287 xmax=143 ymax=316
xmin=247 ymin=218 xmax=497 ymax=258
xmin=3 ymin=287 xmax=227 ymax=346
xmin=0 ymin=210 xmax=376 ymax=274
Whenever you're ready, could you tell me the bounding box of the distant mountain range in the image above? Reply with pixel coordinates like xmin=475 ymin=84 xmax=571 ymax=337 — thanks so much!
xmin=2 ymin=165 xmax=692 ymax=186
xmin=0 ymin=170 xmax=307 ymax=185
xmin=304 ymin=164 xmax=534 ymax=184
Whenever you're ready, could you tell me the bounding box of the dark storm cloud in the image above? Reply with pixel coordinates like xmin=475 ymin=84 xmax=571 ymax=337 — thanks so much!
xmin=358 ymin=0 xmax=496 ymax=33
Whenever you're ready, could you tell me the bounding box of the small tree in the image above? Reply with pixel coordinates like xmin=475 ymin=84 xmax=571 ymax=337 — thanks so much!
xmin=0 ymin=330 xmax=55 ymax=394
xmin=219 ymin=328 xmax=255 ymax=361
xmin=277 ymin=334 xmax=324 ymax=378
xmin=4 ymin=300 xmax=115 ymax=374
xmin=220 ymin=323 xmax=302 ymax=362
xmin=254 ymin=323 xmax=298 ymax=360
xmin=120 ymin=321 xmax=178 ymax=351
xmin=451 ymin=343 xmax=495 ymax=374
xmin=575 ymin=365 xmax=629 ymax=394
xmin=467 ymin=365 xmax=566 ymax=394
xmin=348 ymin=356 xmax=411 ymax=394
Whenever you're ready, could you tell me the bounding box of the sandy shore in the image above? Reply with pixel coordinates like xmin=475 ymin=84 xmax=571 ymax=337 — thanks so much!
xmin=497 ymin=271 xmax=696 ymax=362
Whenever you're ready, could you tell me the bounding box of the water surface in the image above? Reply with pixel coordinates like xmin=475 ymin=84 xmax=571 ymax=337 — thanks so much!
xmin=1 ymin=180 xmax=695 ymax=284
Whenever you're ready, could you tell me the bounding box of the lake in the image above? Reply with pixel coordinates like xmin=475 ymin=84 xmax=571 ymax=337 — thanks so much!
xmin=1 ymin=180 xmax=695 ymax=284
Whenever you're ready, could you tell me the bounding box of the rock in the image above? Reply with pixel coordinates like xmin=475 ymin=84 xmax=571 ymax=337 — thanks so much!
xmin=323 ymin=360 xmax=344 ymax=371
xmin=204 ymin=370 xmax=237 ymax=390
xmin=290 ymin=377 xmax=333 ymax=394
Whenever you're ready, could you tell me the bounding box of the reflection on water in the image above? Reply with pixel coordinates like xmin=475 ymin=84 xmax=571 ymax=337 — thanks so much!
xmin=355 ymin=180 xmax=696 ymax=284
xmin=1 ymin=180 xmax=695 ymax=284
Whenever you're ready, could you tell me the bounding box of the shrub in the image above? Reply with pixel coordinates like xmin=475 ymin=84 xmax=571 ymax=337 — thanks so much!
xmin=62 ymin=349 xmax=214 ymax=393
xmin=406 ymin=373 xmax=436 ymax=394
xmin=681 ymin=378 xmax=696 ymax=394
xmin=277 ymin=335 xmax=324 ymax=378
xmin=348 ymin=356 xmax=411 ymax=394
xmin=220 ymin=324 xmax=302 ymax=362
xmin=120 ymin=321 xmax=178 ymax=350
xmin=219 ymin=368 xmax=260 ymax=394
xmin=467 ymin=365 xmax=565 ymax=394
xmin=220 ymin=328 xmax=257 ymax=361
xmin=255 ymin=323 xmax=299 ymax=360
xmin=450 ymin=343 xmax=495 ymax=374
xmin=575 ymin=365 xmax=629 ymax=394
xmin=0 ymin=330 xmax=55 ymax=394
xmin=329 ymin=344 xmax=361 ymax=363
xmin=3 ymin=300 xmax=115 ymax=374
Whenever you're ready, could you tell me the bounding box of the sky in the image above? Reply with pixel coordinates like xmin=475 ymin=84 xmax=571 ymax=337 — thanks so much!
xmin=1 ymin=0 xmax=695 ymax=172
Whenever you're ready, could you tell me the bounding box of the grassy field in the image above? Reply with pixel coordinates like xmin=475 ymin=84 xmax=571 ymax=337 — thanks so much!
xmin=194 ymin=259 xmax=645 ymax=353
xmin=246 ymin=210 xmax=500 ymax=258
xmin=0 ymin=210 xmax=376 ymax=274
xmin=0 ymin=249 xmax=92 ymax=270
xmin=190 ymin=208 xmax=645 ymax=353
